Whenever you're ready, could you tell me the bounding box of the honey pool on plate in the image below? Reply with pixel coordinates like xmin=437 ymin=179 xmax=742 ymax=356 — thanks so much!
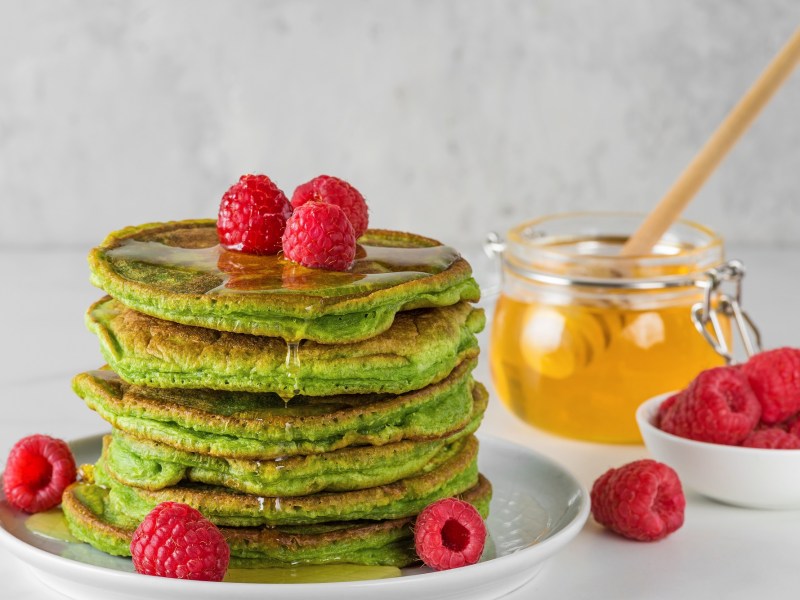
xmin=489 ymin=214 xmax=727 ymax=443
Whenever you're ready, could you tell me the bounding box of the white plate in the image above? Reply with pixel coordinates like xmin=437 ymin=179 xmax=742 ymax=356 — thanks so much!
xmin=0 ymin=434 xmax=588 ymax=600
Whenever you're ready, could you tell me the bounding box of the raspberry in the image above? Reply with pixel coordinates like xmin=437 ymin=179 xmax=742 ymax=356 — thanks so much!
xmin=742 ymin=347 xmax=800 ymax=424
xmin=414 ymin=498 xmax=486 ymax=570
xmin=130 ymin=501 xmax=230 ymax=581
xmin=655 ymin=393 xmax=681 ymax=428
xmin=658 ymin=366 xmax=760 ymax=445
xmin=282 ymin=202 xmax=356 ymax=271
xmin=741 ymin=428 xmax=800 ymax=449
xmin=217 ymin=174 xmax=292 ymax=255
xmin=591 ymin=460 xmax=685 ymax=542
xmin=291 ymin=175 xmax=369 ymax=238
xmin=2 ymin=434 xmax=76 ymax=513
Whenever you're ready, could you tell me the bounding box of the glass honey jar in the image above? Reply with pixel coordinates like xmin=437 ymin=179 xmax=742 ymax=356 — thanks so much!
xmin=488 ymin=213 xmax=730 ymax=443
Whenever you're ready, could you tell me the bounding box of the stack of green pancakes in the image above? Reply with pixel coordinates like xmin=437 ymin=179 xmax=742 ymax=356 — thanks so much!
xmin=63 ymin=220 xmax=491 ymax=568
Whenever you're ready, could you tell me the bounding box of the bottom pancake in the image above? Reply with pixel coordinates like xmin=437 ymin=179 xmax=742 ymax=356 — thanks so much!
xmin=62 ymin=475 xmax=492 ymax=568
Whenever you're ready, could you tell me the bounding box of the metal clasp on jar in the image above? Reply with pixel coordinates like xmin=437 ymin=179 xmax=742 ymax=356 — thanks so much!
xmin=690 ymin=259 xmax=763 ymax=364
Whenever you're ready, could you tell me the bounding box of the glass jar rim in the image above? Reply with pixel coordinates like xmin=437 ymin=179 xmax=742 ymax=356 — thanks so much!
xmin=503 ymin=211 xmax=725 ymax=290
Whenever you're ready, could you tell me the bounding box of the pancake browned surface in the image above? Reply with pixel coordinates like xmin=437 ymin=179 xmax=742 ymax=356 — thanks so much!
xmin=86 ymin=296 xmax=484 ymax=396
xmin=88 ymin=221 xmax=481 ymax=343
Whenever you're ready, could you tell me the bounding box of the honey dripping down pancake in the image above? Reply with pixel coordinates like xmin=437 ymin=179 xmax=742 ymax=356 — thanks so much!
xmin=100 ymin=407 xmax=484 ymax=497
xmin=85 ymin=296 xmax=484 ymax=397
xmin=88 ymin=221 xmax=481 ymax=343
xmin=73 ymin=363 xmax=486 ymax=460
xmin=86 ymin=435 xmax=480 ymax=528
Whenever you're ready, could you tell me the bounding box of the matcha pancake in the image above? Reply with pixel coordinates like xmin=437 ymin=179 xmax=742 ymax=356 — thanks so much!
xmin=72 ymin=361 xmax=486 ymax=460
xmin=88 ymin=220 xmax=481 ymax=343
xmin=87 ymin=296 xmax=484 ymax=396
xmin=103 ymin=408 xmax=482 ymax=496
xmin=62 ymin=475 xmax=492 ymax=567
xmin=90 ymin=435 xmax=479 ymax=528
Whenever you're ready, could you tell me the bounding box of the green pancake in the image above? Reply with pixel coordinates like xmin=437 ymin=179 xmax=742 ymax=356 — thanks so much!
xmin=88 ymin=221 xmax=481 ymax=343
xmin=72 ymin=361 xmax=486 ymax=460
xmin=62 ymin=475 xmax=492 ymax=567
xmin=102 ymin=403 xmax=483 ymax=496
xmin=90 ymin=435 xmax=479 ymax=528
xmin=86 ymin=296 xmax=484 ymax=397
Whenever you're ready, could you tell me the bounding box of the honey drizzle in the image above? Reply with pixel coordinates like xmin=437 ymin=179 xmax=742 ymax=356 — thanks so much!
xmin=107 ymin=240 xmax=460 ymax=297
xmin=284 ymin=341 xmax=301 ymax=398
xmin=223 ymin=564 xmax=401 ymax=583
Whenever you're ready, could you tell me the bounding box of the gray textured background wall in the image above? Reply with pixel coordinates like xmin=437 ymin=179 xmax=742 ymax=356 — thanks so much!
xmin=1 ymin=0 xmax=798 ymax=250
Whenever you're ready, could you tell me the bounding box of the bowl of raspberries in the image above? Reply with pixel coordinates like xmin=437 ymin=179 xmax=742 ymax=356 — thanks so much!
xmin=636 ymin=347 xmax=800 ymax=509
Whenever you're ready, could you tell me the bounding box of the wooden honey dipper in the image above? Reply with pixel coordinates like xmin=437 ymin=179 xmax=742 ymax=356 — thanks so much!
xmin=621 ymin=25 xmax=800 ymax=258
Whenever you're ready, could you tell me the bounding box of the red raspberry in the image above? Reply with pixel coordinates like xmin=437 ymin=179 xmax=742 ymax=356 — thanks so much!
xmin=282 ymin=202 xmax=356 ymax=271
xmin=788 ymin=417 xmax=800 ymax=438
xmin=655 ymin=392 xmax=681 ymax=428
xmin=2 ymin=434 xmax=76 ymax=513
xmin=130 ymin=501 xmax=230 ymax=581
xmin=742 ymin=347 xmax=800 ymax=424
xmin=291 ymin=175 xmax=369 ymax=238
xmin=414 ymin=498 xmax=486 ymax=570
xmin=591 ymin=460 xmax=685 ymax=542
xmin=658 ymin=366 xmax=760 ymax=445
xmin=217 ymin=174 xmax=292 ymax=255
xmin=741 ymin=428 xmax=800 ymax=449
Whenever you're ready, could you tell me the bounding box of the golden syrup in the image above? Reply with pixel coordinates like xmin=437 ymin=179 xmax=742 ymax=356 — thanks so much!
xmin=491 ymin=215 xmax=727 ymax=443
xmin=106 ymin=240 xmax=459 ymax=296
xmin=223 ymin=564 xmax=401 ymax=583
xmin=284 ymin=341 xmax=301 ymax=398
xmin=25 ymin=508 xmax=81 ymax=543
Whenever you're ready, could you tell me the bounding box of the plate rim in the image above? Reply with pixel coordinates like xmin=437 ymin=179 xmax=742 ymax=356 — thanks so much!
xmin=0 ymin=433 xmax=589 ymax=595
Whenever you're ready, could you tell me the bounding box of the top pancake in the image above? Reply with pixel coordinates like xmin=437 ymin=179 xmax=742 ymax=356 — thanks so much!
xmin=88 ymin=220 xmax=481 ymax=343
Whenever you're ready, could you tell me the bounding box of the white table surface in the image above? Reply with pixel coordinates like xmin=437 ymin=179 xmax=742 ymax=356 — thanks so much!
xmin=1 ymin=243 xmax=799 ymax=599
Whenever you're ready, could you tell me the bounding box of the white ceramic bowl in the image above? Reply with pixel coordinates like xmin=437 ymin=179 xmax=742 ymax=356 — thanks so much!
xmin=636 ymin=393 xmax=800 ymax=510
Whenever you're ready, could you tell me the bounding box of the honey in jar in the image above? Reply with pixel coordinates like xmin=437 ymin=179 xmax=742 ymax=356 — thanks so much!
xmin=489 ymin=213 xmax=727 ymax=443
